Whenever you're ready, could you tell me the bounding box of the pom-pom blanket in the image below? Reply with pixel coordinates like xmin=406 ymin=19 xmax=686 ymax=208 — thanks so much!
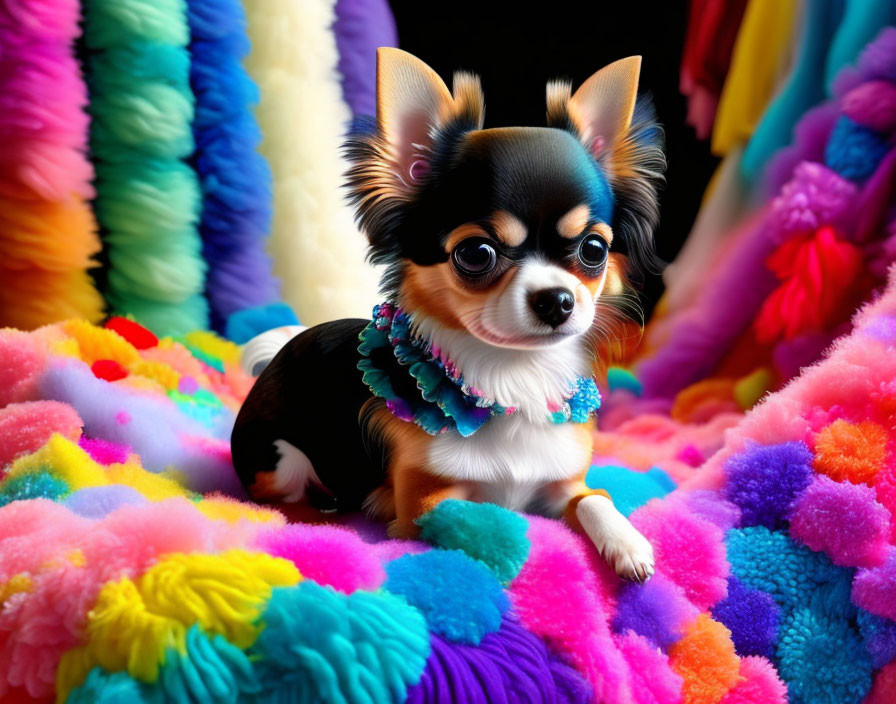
xmin=2 ymin=260 xmax=896 ymax=701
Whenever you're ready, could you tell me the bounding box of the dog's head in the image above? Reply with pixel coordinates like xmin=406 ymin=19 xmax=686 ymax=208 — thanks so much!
xmin=345 ymin=48 xmax=664 ymax=350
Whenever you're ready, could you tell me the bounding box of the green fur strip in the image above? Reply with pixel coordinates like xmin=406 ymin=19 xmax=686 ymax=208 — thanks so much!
xmin=84 ymin=0 xmax=208 ymax=335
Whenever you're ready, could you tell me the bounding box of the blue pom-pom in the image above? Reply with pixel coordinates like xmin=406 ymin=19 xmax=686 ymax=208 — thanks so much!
xmin=723 ymin=441 xmax=813 ymax=529
xmin=416 ymin=500 xmax=530 ymax=584
xmin=385 ymin=549 xmax=509 ymax=644
xmin=825 ymin=116 xmax=890 ymax=181
xmin=606 ymin=366 xmax=642 ymax=396
xmin=711 ymin=577 xmax=779 ymax=657
xmin=726 ymin=526 xmax=854 ymax=617
xmin=225 ymin=303 xmax=299 ymax=344
xmin=585 ymin=465 xmax=676 ymax=516
xmin=777 ymin=607 xmax=872 ymax=704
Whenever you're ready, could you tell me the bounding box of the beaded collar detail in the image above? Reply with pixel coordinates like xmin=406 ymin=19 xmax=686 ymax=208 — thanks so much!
xmin=357 ymin=303 xmax=600 ymax=437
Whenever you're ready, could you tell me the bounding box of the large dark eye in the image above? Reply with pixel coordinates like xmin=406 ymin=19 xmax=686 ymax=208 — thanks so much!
xmin=452 ymin=238 xmax=498 ymax=277
xmin=578 ymin=234 xmax=609 ymax=269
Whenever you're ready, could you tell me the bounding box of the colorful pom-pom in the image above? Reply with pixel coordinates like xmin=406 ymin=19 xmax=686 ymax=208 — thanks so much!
xmin=103 ymin=317 xmax=159 ymax=350
xmin=668 ymin=614 xmax=741 ymax=704
xmin=711 ymin=577 xmax=779 ymax=658
xmin=385 ymin=549 xmax=509 ymax=645
xmin=416 ymin=499 xmax=530 ymax=584
xmin=719 ymin=656 xmax=787 ymax=704
xmin=812 ymin=419 xmax=889 ymax=485
xmin=789 ymin=474 xmax=891 ymax=567
xmin=723 ymin=441 xmax=812 ymax=529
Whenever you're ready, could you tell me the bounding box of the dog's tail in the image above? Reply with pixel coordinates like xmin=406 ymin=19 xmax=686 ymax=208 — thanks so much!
xmin=239 ymin=326 xmax=306 ymax=376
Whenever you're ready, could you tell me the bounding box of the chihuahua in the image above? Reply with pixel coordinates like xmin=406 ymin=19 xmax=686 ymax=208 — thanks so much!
xmin=232 ymin=48 xmax=664 ymax=581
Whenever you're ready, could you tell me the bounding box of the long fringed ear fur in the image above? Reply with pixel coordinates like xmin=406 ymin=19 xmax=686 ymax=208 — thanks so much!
xmin=547 ymin=56 xmax=665 ymax=278
xmin=343 ymin=48 xmax=485 ymax=264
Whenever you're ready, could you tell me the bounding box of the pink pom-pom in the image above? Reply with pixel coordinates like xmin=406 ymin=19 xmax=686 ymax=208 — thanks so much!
xmin=0 ymin=329 xmax=45 ymax=407
xmin=852 ymin=548 xmax=896 ymax=621
xmin=615 ymin=632 xmax=683 ymax=704
xmin=842 ymin=81 xmax=896 ymax=133
xmin=255 ymin=523 xmax=384 ymax=594
xmin=510 ymin=516 xmax=629 ymax=701
xmin=0 ymin=401 xmax=81 ymax=468
xmin=77 ymin=436 xmax=130 ymax=465
xmin=789 ymin=475 xmax=891 ymax=568
xmin=630 ymin=497 xmax=729 ymax=610
xmin=720 ymin=656 xmax=787 ymax=704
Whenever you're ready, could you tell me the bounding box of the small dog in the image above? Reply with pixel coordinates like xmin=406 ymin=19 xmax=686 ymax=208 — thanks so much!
xmin=232 ymin=48 xmax=664 ymax=581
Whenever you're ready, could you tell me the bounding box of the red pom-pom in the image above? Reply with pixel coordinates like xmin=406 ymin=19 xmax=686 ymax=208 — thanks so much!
xmin=91 ymin=359 xmax=128 ymax=382
xmin=104 ymin=317 xmax=158 ymax=349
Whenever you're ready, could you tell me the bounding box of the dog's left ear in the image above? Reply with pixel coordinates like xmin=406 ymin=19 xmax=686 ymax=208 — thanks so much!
xmin=547 ymin=57 xmax=665 ymax=276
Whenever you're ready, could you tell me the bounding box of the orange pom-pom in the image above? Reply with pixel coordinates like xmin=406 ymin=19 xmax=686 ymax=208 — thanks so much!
xmin=813 ymin=419 xmax=888 ymax=485
xmin=669 ymin=614 xmax=741 ymax=704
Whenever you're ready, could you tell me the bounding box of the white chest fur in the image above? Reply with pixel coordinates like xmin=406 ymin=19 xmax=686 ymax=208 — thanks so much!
xmin=426 ymin=414 xmax=591 ymax=511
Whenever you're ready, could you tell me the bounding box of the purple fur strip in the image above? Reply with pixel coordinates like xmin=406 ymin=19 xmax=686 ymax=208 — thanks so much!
xmin=762 ymin=103 xmax=839 ymax=197
xmin=637 ymin=213 xmax=778 ymax=399
xmin=333 ymin=0 xmax=397 ymax=118
xmin=405 ymin=615 xmax=592 ymax=704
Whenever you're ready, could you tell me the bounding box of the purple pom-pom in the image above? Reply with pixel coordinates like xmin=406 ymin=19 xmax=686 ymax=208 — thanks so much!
xmin=612 ymin=573 xmax=698 ymax=650
xmin=789 ymin=475 xmax=891 ymax=568
xmin=723 ymin=441 xmax=813 ymax=529
xmin=843 ymin=81 xmax=896 ymax=133
xmin=767 ymin=162 xmax=858 ymax=243
xmin=711 ymin=577 xmax=779 ymax=658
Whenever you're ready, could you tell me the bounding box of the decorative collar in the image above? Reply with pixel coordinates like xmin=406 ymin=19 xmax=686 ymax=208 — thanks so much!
xmin=357 ymin=303 xmax=600 ymax=437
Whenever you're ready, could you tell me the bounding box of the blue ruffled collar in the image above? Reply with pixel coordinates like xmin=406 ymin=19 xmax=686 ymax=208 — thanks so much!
xmin=357 ymin=303 xmax=600 ymax=437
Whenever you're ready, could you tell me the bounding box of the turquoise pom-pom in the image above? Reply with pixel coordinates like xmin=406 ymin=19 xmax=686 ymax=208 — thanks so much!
xmin=252 ymin=582 xmax=430 ymax=704
xmin=416 ymin=499 xmax=530 ymax=584
xmin=0 ymin=471 xmax=69 ymax=507
xmin=585 ymin=465 xmax=675 ymax=517
xmin=385 ymin=549 xmax=509 ymax=645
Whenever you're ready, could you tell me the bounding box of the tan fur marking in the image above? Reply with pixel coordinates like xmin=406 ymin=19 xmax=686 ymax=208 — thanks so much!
xmin=557 ymin=205 xmax=591 ymax=238
xmin=361 ymin=400 xmax=470 ymax=537
xmin=492 ymin=210 xmax=527 ymax=246
xmin=400 ymin=260 xmax=519 ymax=331
xmin=445 ymin=223 xmax=490 ymax=252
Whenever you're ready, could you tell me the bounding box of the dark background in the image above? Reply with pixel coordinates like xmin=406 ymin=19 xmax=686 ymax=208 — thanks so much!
xmin=387 ymin=0 xmax=718 ymax=312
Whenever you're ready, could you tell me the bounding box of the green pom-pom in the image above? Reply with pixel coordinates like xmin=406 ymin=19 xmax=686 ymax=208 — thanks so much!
xmin=417 ymin=499 xmax=530 ymax=584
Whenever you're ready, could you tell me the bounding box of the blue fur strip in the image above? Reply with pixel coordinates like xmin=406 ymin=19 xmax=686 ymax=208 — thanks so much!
xmin=187 ymin=0 xmax=279 ymax=334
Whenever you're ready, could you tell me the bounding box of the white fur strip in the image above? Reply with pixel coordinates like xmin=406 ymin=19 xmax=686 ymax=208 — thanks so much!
xmin=242 ymin=0 xmax=380 ymax=325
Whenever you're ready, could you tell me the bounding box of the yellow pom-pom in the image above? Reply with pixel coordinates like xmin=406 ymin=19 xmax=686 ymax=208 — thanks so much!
xmin=62 ymin=319 xmax=140 ymax=366
xmin=57 ymin=551 xmax=301 ymax=695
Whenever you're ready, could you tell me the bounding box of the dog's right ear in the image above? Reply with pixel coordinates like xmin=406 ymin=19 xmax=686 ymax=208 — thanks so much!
xmin=344 ymin=49 xmax=484 ymax=263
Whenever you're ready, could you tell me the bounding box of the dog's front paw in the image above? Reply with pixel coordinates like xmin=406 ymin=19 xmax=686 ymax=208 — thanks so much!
xmin=575 ymin=494 xmax=655 ymax=583
xmin=603 ymin=527 xmax=655 ymax=583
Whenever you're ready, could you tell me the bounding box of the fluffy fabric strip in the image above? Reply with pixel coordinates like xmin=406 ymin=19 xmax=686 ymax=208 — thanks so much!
xmin=242 ymin=0 xmax=380 ymax=325
xmin=186 ymin=0 xmax=280 ymax=333
xmin=0 ymin=0 xmax=104 ymax=328
xmin=83 ymin=0 xmax=208 ymax=335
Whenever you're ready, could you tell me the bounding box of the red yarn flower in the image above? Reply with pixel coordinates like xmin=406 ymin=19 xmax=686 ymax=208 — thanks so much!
xmin=755 ymin=226 xmax=866 ymax=343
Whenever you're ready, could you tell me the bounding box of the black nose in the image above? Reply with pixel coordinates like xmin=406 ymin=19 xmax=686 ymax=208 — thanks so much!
xmin=528 ymin=287 xmax=575 ymax=328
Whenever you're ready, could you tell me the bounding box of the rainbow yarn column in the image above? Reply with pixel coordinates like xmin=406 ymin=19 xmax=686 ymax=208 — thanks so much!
xmin=0 ymin=0 xmax=104 ymax=329
xmin=83 ymin=0 xmax=209 ymax=336
xmin=186 ymin=0 xmax=280 ymax=333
